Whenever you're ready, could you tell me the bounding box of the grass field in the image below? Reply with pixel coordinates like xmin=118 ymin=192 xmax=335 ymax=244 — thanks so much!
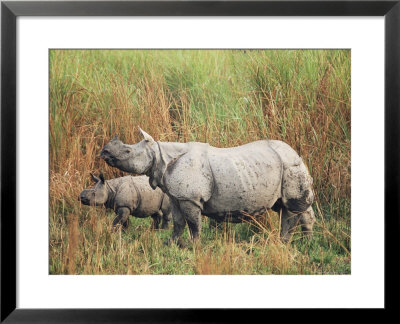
xmin=49 ymin=49 xmax=351 ymax=275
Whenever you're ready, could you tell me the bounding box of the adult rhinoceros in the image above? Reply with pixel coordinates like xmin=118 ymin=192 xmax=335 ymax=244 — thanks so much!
xmin=100 ymin=129 xmax=315 ymax=246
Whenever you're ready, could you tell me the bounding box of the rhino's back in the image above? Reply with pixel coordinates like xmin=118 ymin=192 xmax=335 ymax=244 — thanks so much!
xmin=204 ymin=140 xmax=282 ymax=214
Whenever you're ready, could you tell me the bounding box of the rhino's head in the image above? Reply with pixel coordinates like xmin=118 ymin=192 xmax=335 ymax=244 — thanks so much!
xmin=100 ymin=129 xmax=156 ymax=174
xmin=78 ymin=173 xmax=109 ymax=206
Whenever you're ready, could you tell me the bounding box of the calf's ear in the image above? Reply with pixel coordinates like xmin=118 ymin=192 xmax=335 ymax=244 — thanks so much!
xmin=138 ymin=127 xmax=154 ymax=142
xmin=99 ymin=173 xmax=105 ymax=183
xmin=90 ymin=173 xmax=100 ymax=183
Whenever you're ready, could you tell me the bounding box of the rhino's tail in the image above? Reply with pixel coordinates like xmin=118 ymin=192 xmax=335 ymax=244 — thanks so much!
xmin=282 ymin=161 xmax=314 ymax=213
xmin=268 ymin=140 xmax=314 ymax=214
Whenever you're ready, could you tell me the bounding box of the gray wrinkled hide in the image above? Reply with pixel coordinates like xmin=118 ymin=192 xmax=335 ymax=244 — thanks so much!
xmin=79 ymin=174 xmax=172 ymax=230
xmin=100 ymin=130 xmax=315 ymax=244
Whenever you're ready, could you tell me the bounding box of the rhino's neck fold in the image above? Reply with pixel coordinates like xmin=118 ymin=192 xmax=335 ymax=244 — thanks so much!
xmin=148 ymin=141 xmax=188 ymax=190
xmin=104 ymin=180 xmax=118 ymax=210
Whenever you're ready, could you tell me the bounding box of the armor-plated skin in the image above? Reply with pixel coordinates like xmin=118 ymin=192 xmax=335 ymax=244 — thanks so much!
xmin=100 ymin=130 xmax=315 ymax=245
xmin=79 ymin=173 xmax=172 ymax=230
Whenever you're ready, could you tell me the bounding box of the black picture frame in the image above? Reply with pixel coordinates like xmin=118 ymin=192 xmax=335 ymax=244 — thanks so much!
xmin=1 ymin=0 xmax=399 ymax=322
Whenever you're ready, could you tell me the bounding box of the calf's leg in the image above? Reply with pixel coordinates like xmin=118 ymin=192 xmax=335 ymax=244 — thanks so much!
xmin=150 ymin=213 xmax=161 ymax=230
xmin=113 ymin=207 xmax=130 ymax=230
xmin=161 ymin=195 xmax=172 ymax=230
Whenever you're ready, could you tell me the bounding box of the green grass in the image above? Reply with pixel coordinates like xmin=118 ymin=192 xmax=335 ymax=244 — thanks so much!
xmin=50 ymin=208 xmax=350 ymax=275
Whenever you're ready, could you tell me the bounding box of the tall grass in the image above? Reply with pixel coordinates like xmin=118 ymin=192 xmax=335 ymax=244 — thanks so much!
xmin=49 ymin=49 xmax=351 ymax=274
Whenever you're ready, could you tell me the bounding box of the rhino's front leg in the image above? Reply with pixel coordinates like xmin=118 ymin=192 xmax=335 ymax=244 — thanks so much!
xmin=161 ymin=211 xmax=171 ymax=230
xmin=179 ymin=200 xmax=202 ymax=241
xmin=164 ymin=199 xmax=186 ymax=248
xmin=280 ymin=207 xmax=301 ymax=243
xmin=113 ymin=207 xmax=130 ymax=230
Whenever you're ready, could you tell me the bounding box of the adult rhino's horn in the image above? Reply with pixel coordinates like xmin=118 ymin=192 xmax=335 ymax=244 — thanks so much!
xmin=138 ymin=127 xmax=154 ymax=142
xmin=112 ymin=134 xmax=119 ymax=141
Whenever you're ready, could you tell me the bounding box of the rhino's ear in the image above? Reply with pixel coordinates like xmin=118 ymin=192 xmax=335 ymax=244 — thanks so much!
xmin=138 ymin=127 xmax=154 ymax=142
xmin=99 ymin=173 xmax=105 ymax=183
xmin=90 ymin=173 xmax=100 ymax=183
xmin=112 ymin=134 xmax=119 ymax=141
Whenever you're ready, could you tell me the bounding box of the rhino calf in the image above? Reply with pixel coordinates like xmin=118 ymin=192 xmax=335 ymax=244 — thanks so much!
xmin=79 ymin=173 xmax=172 ymax=230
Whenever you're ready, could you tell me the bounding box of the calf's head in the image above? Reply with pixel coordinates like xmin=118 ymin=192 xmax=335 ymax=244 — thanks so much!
xmin=78 ymin=173 xmax=109 ymax=206
xmin=100 ymin=129 xmax=156 ymax=174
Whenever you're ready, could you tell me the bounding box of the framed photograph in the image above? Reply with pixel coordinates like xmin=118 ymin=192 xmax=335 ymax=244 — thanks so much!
xmin=1 ymin=0 xmax=398 ymax=321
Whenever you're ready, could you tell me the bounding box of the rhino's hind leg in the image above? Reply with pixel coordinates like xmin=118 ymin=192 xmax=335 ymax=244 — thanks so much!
xmin=299 ymin=206 xmax=315 ymax=238
xmin=280 ymin=207 xmax=301 ymax=243
xmin=179 ymin=200 xmax=202 ymax=241
xmin=113 ymin=207 xmax=130 ymax=231
xmin=281 ymin=161 xmax=314 ymax=214
xmin=279 ymin=160 xmax=315 ymax=242
xmin=279 ymin=206 xmax=315 ymax=242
